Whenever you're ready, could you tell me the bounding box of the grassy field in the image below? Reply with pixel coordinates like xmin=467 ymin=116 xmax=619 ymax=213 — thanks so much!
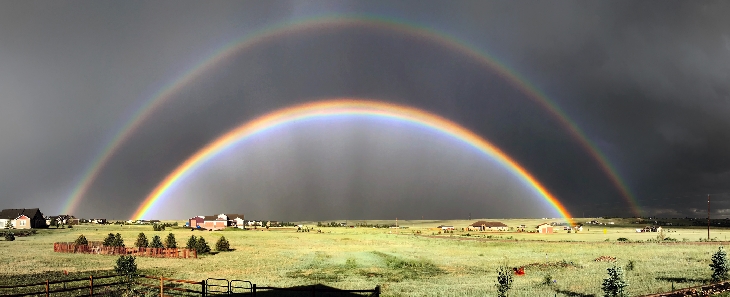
xmin=1 ymin=218 xmax=729 ymax=296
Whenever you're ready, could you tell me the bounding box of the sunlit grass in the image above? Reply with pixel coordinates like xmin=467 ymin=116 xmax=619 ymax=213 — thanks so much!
xmin=0 ymin=219 xmax=728 ymax=296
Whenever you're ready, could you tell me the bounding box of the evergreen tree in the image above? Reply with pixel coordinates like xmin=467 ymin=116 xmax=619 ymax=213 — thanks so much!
xmin=113 ymin=233 xmax=124 ymax=247
xmin=4 ymin=232 xmax=14 ymax=241
xmin=186 ymin=235 xmax=197 ymax=250
xmin=601 ymin=266 xmax=628 ymax=297
xmin=215 ymin=236 xmax=230 ymax=252
xmin=103 ymin=233 xmax=115 ymax=246
xmin=164 ymin=233 xmax=177 ymax=248
xmin=114 ymin=255 xmax=138 ymax=286
xmin=150 ymin=235 xmax=163 ymax=248
xmin=711 ymin=247 xmax=729 ymax=282
xmin=74 ymin=234 xmax=88 ymax=245
xmin=196 ymin=236 xmax=211 ymax=254
xmin=4 ymin=220 xmax=12 ymax=229
xmin=495 ymin=265 xmax=513 ymax=297
xmin=135 ymin=232 xmax=148 ymax=248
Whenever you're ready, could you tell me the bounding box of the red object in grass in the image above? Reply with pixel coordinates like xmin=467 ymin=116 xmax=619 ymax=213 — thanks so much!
xmin=513 ymin=267 xmax=525 ymax=275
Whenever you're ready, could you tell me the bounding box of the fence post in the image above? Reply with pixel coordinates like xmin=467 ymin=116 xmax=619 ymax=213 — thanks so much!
xmin=45 ymin=280 xmax=49 ymax=297
xmin=375 ymin=285 xmax=380 ymax=296
xmin=312 ymin=284 xmax=316 ymax=297
xmin=89 ymin=275 xmax=93 ymax=296
xmin=252 ymin=284 xmax=256 ymax=297
xmin=201 ymin=280 xmax=206 ymax=297
xmin=160 ymin=276 xmax=163 ymax=297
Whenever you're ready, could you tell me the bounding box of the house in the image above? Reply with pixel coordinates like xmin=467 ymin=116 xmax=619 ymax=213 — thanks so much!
xmin=437 ymin=225 xmax=454 ymax=230
xmin=469 ymin=221 xmax=508 ymax=231
xmin=537 ymin=223 xmax=553 ymax=234
xmin=91 ymin=218 xmax=107 ymax=224
xmin=189 ymin=216 xmax=204 ymax=229
xmin=0 ymin=208 xmax=47 ymax=229
xmin=224 ymin=214 xmax=245 ymax=227
xmin=202 ymin=215 xmax=227 ymax=230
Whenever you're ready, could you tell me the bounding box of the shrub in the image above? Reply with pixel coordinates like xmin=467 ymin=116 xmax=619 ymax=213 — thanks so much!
xmin=5 ymin=232 xmax=15 ymax=241
xmin=114 ymin=255 xmax=138 ymax=284
xmin=103 ymin=233 xmax=115 ymax=246
xmin=67 ymin=225 xmax=73 ymax=228
xmin=711 ymin=247 xmax=729 ymax=282
xmin=74 ymin=234 xmax=88 ymax=245
xmin=135 ymin=233 xmax=148 ymax=248
xmin=496 ymin=265 xmax=513 ymax=297
xmin=196 ymin=237 xmax=211 ymax=254
xmin=150 ymin=235 xmax=163 ymax=248
xmin=601 ymin=265 xmax=628 ymax=297
xmin=165 ymin=233 xmax=177 ymax=248
xmin=625 ymin=260 xmax=635 ymax=271
xmin=541 ymin=274 xmax=554 ymax=286
xmin=617 ymin=237 xmax=629 ymax=242
xmin=153 ymin=224 xmax=165 ymax=231
xmin=215 ymin=236 xmax=230 ymax=252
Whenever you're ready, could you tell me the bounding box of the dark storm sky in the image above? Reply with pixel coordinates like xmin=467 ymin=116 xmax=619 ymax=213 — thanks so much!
xmin=1 ymin=1 xmax=729 ymax=220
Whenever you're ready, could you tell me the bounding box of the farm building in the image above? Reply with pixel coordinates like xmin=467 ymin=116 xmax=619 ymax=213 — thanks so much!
xmin=0 ymin=208 xmax=47 ymax=229
xmin=45 ymin=215 xmax=78 ymax=226
xmin=469 ymin=221 xmax=508 ymax=231
xmin=437 ymin=225 xmax=454 ymax=230
xmin=91 ymin=218 xmax=107 ymax=224
xmin=537 ymin=223 xmax=553 ymax=233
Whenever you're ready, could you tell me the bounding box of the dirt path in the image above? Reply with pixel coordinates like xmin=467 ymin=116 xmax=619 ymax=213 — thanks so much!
xmin=406 ymin=234 xmax=730 ymax=245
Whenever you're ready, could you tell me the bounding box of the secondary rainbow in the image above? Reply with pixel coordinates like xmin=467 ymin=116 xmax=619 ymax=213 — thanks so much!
xmin=63 ymin=15 xmax=639 ymax=217
xmin=131 ymin=99 xmax=574 ymax=224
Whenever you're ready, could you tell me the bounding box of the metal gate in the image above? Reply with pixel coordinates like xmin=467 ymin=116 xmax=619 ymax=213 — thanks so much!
xmin=205 ymin=278 xmax=252 ymax=295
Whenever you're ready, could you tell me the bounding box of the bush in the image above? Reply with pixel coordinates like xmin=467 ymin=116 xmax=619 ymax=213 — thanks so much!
xmin=617 ymin=237 xmax=629 ymax=242
xmin=135 ymin=232 xmax=148 ymax=248
xmin=601 ymin=265 xmax=628 ymax=297
xmin=165 ymin=233 xmax=177 ymax=248
xmin=114 ymin=255 xmax=138 ymax=284
xmin=496 ymin=265 xmax=513 ymax=297
xmin=541 ymin=274 xmax=554 ymax=286
xmin=711 ymin=247 xmax=729 ymax=282
xmin=74 ymin=234 xmax=88 ymax=245
xmin=196 ymin=237 xmax=211 ymax=254
xmin=150 ymin=235 xmax=163 ymax=248
xmin=153 ymin=224 xmax=165 ymax=231
xmin=5 ymin=232 xmax=15 ymax=241
xmin=215 ymin=236 xmax=230 ymax=252
xmin=625 ymin=260 xmax=635 ymax=271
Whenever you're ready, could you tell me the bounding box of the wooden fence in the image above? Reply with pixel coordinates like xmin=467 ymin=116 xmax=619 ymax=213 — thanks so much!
xmin=53 ymin=242 xmax=197 ymax=258
xmin=0 ymin=274 xmax=125 ymax=297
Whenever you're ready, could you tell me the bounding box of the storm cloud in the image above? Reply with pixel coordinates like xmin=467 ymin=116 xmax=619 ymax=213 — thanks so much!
xmin=1 ymin=1 xmax=728 ymax=220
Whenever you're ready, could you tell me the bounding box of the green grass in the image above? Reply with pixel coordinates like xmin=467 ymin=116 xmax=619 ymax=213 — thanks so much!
xmin=1 ymin=219 xmax=729 ymax=296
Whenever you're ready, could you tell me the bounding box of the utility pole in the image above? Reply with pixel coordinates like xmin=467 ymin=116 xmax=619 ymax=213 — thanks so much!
xmin=708 ymin=194 xmax=711 ymax=241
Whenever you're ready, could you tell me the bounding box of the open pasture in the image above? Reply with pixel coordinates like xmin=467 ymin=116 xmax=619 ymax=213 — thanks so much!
xmin=1 ymin=219 xmax=729 ymax=296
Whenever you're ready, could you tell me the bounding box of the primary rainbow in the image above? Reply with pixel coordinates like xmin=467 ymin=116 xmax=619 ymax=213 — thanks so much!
xmin=63 ymin=14 xmax=639 ymax=217
xmin=130 ymin=99 xmax=574 ymax=223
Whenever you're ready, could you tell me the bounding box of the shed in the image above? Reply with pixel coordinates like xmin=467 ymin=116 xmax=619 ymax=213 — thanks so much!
xmin=537 ymin=223 xmax=553 ymax=234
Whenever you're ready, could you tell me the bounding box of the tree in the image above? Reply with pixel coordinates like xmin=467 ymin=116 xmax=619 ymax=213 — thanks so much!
xmin=103 ymin=233 xmax=115 ymax=246
xmin=186 ymin=235 xmax=197 ymax=250
xmin=495 ymin=265 xmax=514 ymax=297
xmin=113 ymin=233 xmax=125 ymax=247
xmin=215 ymin=236 xmax=230 ymax=252
xmin=164 ymin=233 xmax=177 ymax=248
xmin=4 ymin=220 xmax=12 ymax=229
xmin=196 ymin=236 xmax=211 ymax=254
xmin=114 ymin=255 xmax=138 ymax=286
xmin=711 ymin=247 xmax=729 ymax=282
xmin=4 ymin=232 xmax=15 ymax=241
xmin=135 ymin=232 xmax=148 ymax=248
xmin=50 ymin=218 xmax=58 ymax=229
xmin=601 ymin=266 xmax=628 ymax=297
xmin=150 ymin=235 xmax=163 ymax=248
xmin=74 ymin=234 xmax=88 ymax=245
